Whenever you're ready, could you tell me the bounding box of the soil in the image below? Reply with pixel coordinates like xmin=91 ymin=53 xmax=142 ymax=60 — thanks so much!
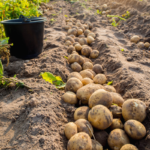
xmin=1 ymin=0 xmax=150 ymax=149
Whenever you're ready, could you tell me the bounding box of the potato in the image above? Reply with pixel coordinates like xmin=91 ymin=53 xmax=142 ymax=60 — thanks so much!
xmin=65 ymin=36 xmax=75 ymax=43
xmin=65 ymin=122 xmax=78 ymax=139
xmin=92 ymin=140 xmax=103 ymax=150
xmin=72 ymin=51 xmax=79 ymax=55
xmin=74 ymin=106 xmax=90 ymax=121
xmin=86 ymin=22 xmax=93 ymax=30
xmin=78 ymin=34 xmax=85 ymax=38
xmin=77 ymin=29 xmax=83 ymax=36
xmin=93 ymin=74 xmax=107 ymax=84
xmin=88 ymin=105 xmax=113 ymax=130
xmin=81 ymin=46 xmax=92 ymax=57
xmin=62 ymin=91 xmax=77 ymax=104
xmin=64 ymin=25 xmax=71 ymax=30
xmin=65 ymin=77 xmax=83 ymax=93
xmin=82 ymin=78 xmax=93 ymax=85
xmin=122 ymin=99 xmax=146 ymax=122
xmin=67 ymin=22 xmax=73 ymax=26
xmin=79 ymin=26 xmax=85 ymax=32
xmin=67 ymin=132 xmax=92 ymax=150
xmin=71 ymin=62 xmax=82 ymax=72
xmin=65 ymin=40 xmax=72 ymax=46
xmin=93 ymin=64 xmax=103 ymax=74
xmin=89 ymin=89 xmax=113 ymax=108
xmin=80 ymin=70 xmax=93 ymax=79
xmin=110 ymin=119 xmax=124 ymax=130
xmin=75 ymin=37 xmax=80 ymax=42
xmin=66 ymin=18 xmax=70 ymax=22
xmin=144 ymin=42 xmax=150 ymax=48
xmin=137 ymin=42 xmax=144 ymax=49
xmin=75 ymin=119 xmax=93 ymax=137
xmin=120 ymin=144 xmax=138 ymax=150
xmin=94 ymin=131 xmax=108 ymax=147
xmin=69 ymin=34 xmax=75 ymax=39
xmin=86 ymin=69 xmax=96 ymax=77
xmin=124 ymin=120 xmax=146 ymax=140
xmin=88 ymin=32 xmax=96 ymax=38
xmin=83 ymin=62 xmax=93 ymax=70
xmin=104 ymin=85 xmax=116 ymax=92
xmin=73 ymin=42 xmax=79 ymax=46
xmin=130 ymin=35 xmax=140 ymax=43
xmin=79 ymin=38 xmax=88 ymax=45
xmin=68 ymin=72 xmax=82 ymax=82
xmin=84 ymin=29 xmax=91 ymax=37
xmin=83 ymin=24 xmax=89 ymax=30
xmin=77 ymin=83 xmax=104 ymax=104
xmin=109 ymin=105 xmax=122 ymax=118
xmin=108 ymin=129 xmax=130 ymax=150
xmin=76 ymin=22 xmax=82 ymax=27
xmin=87 ymin=36 xmax=94 ymax=44
xmin=68 ymin=28 xmax=77 ymax=36
xmin=75 ymin=43 xmax=82 ymax=51
xmin=67 ymin=45 xmax=75 ymax=53
xmin=68 ymin=54 xmax=84 ymax=65
xmin=90 ymin=50 xmax=99 ymax=59
xmin=110 ymin=92 xmax=124 ymax=107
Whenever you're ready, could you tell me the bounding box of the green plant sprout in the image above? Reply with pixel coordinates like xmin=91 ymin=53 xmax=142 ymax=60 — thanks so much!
xmin=97 ymin=10 xmax=102 ymax=15
xmin=64 ymin=56 xmax=68 ymax=59
xmin=50 ymin=18 xmax=55 ymax=24
xmin=121 ymin=48 xmax=124 ymax=52
xmin=64 ymin=15 xmax=68 ymax=17
xmin=40 ymin=72 xmax=66 ymax=89
xmin=122 ymin=11 xmax=130 ymax=19
xmin=107 ymin=81 xmax=113 ymax=85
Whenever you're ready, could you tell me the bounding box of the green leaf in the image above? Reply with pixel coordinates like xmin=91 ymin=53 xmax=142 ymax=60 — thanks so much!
xmin=121 ymin=48 xmax=124 ymax=52
xmin=0 ymin=60 xmax=3 ymax=76
xmin=112 ymin=103 xmax=118 ymax=106
xmin=0 ymin=37 xmax=9 ymax=45
xmin=13 ymin=74 xmax=16 ymax=78
xmin=56 ymin=83 xmax=66 ymax=89
xmin=107 ymin=81 xmax=113 ymax=85
xmin=64 ymin=15 xmax=68 ymax=17
xmin=64 ymin=56 xmax=68 ymax=59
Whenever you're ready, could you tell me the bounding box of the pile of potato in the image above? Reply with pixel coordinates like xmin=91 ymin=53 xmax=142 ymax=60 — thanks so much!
xmin=62 ymin=17 xmax=147 ymax=150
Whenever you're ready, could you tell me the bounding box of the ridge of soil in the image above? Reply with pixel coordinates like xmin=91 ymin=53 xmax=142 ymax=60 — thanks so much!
xmin=1 ymin=0 xmax=150 ymax=149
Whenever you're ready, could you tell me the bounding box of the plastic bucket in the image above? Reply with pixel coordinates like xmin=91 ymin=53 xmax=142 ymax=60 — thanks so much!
xmin=1 ymin=15 xmax=46 ymax=59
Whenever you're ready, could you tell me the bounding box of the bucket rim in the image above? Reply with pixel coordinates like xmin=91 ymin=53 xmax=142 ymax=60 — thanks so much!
xmin=1 ymin=17 xmax=46 ymax=24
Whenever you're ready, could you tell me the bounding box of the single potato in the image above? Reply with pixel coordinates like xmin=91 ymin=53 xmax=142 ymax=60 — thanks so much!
xmin=93 ymin=64 xmax=103 ymax=74
xmin=120 ymin=144 xmax=138 ymax=150
xmin=83 ymin=62 xmax=93 ymax=70
xmin=65 ymin=36 xmax=75 ymax=43
xmin=110 ymin=119 xmax=124 ymax=130
xmin=104 ymin=85 xmax=116 ymax=92
xmin=65 ymin=122 xmax=77 ymax=139
xmin=81 ymin=46 xmax=92 ymax=57
xmin=71 ymin=62 xmax=82 ymax=72
xmin=65 ymin=77 xmax=83 ymax=93
xmin=68 ymin=54 xmax=84 ymax=65
xmin=87 ymin=36 xmax=94 ymax=44
xmin=93 ymin=74 xmax=107 ymax=84
xmin=74 ymin=106 xmax=90 ymax=121
xmin=109 ymin=105 xmax=122 ymax=118
xmin=124 ymin=120 xmax=146 ymax=140
xmin=65 ymin=40 xmax=72 ymax=46
xmin=67 ymin=45 xmax=75 ymax=54
xmin=67 ymin=132 xmax=92 ymax=150
xmin=77 ymin=29 xmax=83 ymax=36
xmin=80 ymin=70 xmax=94 ymax=79
xmin=82 ymin=78 xmax=93 ymax=85
xmin=122 ymin=99 xmax=146 ymax=122
xmin=75 ymin=43 xmax=82 ymax=51
xmin=68 ymin=28 xmax=77 ymax=36
xmin=86 ymin=69 xmax=96 ymax=77
xmin=76 ymin=83 xmax=104 ymax=104
xmin=108 ymin=129 xmax=130 ymax=150
xmin=89 ymin=89 xmax=113 ymax=108
xmin=88 ymin=32 xmax=96 ymax=38
xmin=79 ymin=38 xmax=88 ymax=45
xmin=88 ymin=105 xmax=113 ymax=130
xmin=62 ymin=91 xmax=78 ymax=104
xmin=75 ymin=119 xmax=93 ymax=137
xmin=90 ymin=50 xmax=99 ymax=59
xmin=130 ymin=35 xmax=140 ymax=43
xmin=84 ymin=29 xmax=91 ymax=37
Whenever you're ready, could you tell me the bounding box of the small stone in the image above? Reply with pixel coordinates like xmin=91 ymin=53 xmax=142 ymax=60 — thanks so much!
xmin=137 ymin=42 xmax=144 ymax=49
xmin=130 ymin=35 xmax=140 ymax=43
xmin=127 ymin=57 xmax=133 ymax=61
xmin=144 ymin=42 xmax=150 ymax=48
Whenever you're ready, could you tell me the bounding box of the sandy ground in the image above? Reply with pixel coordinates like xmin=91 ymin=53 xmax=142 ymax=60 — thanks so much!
xmin=1 ymin=0 xmax=150 ymax=149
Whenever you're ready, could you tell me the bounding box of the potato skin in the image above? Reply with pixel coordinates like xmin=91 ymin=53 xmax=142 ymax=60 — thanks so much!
xmin=82 ymin=78 xmax=93 ymax=85
xmin=86 ymin=69 xmax=96 ymax=77
xmin=89 ymin=89 xmax=113 ymax=108
xmin=120 ymin=144 xmax=138 ymax=150
xmin=94 ymin=131 xmax=108 ymax=147
xmin=80 ymin=70 xmax=93 ymax=79
xmin=109 ymin=105 xmax=122 ymax=118
xmin=93 ymin=74 xmax=107 ymax=84
xmin=68 ymin=72 xmax=83 ymax=82
xmin=79 ymin=38 xmax=87 ymax=45
xmin=62 ymin=91 xmax=77 ymax=104
xmin=110 ymin=92 xmax=124 ymax=107
xmin=75 ymin=119 xmax=93 ymax=137
xmin=76 ymin=83 xmax=104 ymax=104
xmin=83 ymin=62 xmax=93 ymax=70
xmin=68 ymin=28 xmax=77 ymax=36
xmin=65 ymin=122 xmax=77 ymax=139
xmin=65 ymin=77 xmax=83 ymax=93
xmin=87 ymin=36 xmax=94 ymax=44
xmin=65 ymin=36 xmax=75 ymax=43
xmin=104 ymin=85 xmax=116 ymax=92
xmin=124 ymin=120 xmax=146 ymax=140
xmin=90 ymin=50 xmax=99 ymax=59
xmin=68 ymin=54 xmax=84 ymax=65
xmin=122 ymin=99 xmax=146 ymax=122
xmin=71 ymin=62 xmax=82 ymax=72
xmin=67 ymin=132 xmax=92 ymax=150
xmin=74 ymin=106 xmax=90 ymax=121
xmin=75 ymin=43 xmax=82 ymax=51
xmin=110 ymin=119 xmax=124 ymax=130
xmin=67 ymin=45 xmax=75 ymax=54
xmin=108 ymin=129 xmax=130 ymax=150
xmin=84 ymin=29 xmax=91 ymax=37
xmin=81 ymin=46 xmax=92 ymax=57
xmin=88 ymin=105 xmax=113 ymax=130
xmin=91 ymin=140 xmax=103 ymax=150
xmin=93 ymin=64 xmax=103 ymax=74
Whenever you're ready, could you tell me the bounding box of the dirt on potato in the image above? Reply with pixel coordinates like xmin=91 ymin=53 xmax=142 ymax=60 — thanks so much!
xmin=1 ymin=0 xmax=150 ymax=149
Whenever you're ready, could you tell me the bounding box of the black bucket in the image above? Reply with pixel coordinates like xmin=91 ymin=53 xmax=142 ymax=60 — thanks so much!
xmin=1 ymin=15 xmax=46 ymax=59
